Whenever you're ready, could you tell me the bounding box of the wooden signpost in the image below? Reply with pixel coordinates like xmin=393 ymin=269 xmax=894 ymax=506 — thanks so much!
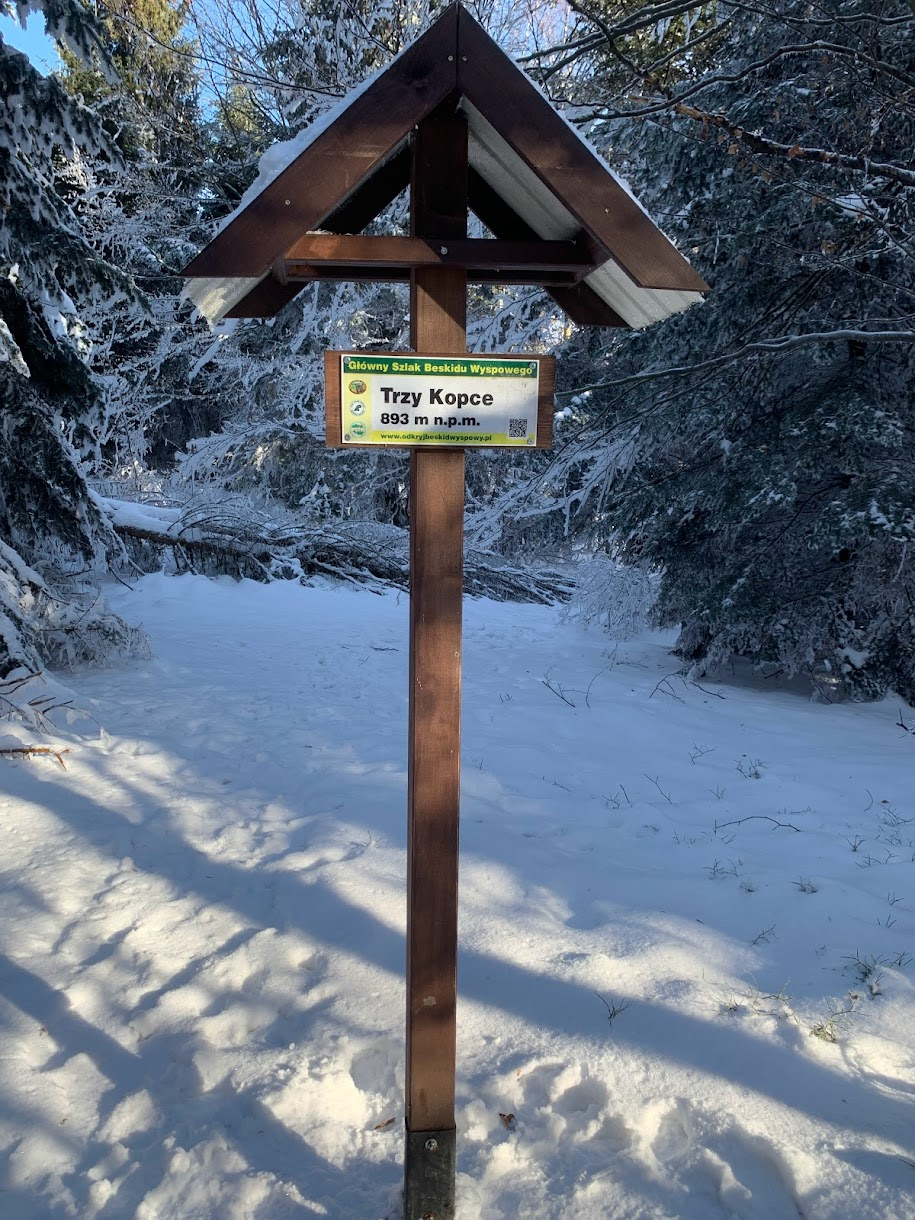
xmin=324 ymin=114 xmax=555 ymax=1216
xmin=181 ymin=7 xmax=707 ymax=1216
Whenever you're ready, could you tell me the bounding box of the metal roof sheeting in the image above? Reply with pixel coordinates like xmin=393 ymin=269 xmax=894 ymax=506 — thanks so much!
xmin=185 ymin=276 xmax=267 ymax=323
xmin=460 ymin=100 xmax=703 ymax=329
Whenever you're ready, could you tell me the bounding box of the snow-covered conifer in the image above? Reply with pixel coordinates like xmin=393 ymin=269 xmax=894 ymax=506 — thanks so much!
xmin=1 ymin=0 xmax=140 ymax=690
xmin=531 ymin=0 xmax=915 ymax=701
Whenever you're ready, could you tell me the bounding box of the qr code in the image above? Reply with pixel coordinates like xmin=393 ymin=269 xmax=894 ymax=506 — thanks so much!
xmin=508 ymin=418 xmax=528 ymax=438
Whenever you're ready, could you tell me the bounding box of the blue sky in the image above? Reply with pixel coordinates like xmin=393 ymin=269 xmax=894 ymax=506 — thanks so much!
xmin=1 ymin=9 xmax=60 ymax=74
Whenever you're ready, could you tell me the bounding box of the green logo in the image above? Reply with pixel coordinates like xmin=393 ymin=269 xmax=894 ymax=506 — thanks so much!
xmin=350 ymin=421 xmax=367 ymax=437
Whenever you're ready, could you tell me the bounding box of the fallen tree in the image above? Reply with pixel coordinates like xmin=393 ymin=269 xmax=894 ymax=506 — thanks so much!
xmin=102 ymin=497 xmax=572 ymax=605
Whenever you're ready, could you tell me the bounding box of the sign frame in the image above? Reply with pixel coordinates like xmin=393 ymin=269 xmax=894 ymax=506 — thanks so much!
xmin=325 ymin=350 xmax=555 ymax=448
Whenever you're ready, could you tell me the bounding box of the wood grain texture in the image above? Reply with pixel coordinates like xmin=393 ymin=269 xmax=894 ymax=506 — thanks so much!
xmin=323 ymin=352 xmax=342 ymax=446
xmin=320 ymin=144 xmax=411 ymax=233
xmin=536 ymin=355 xmax=556 ymax=448
xmin=456 ymin=6 xmax=709 ymax=293
xmin=225 ymin=149 xmax=412 ymax=318
xmin=283 ymin=233 xmax=594 ymax=272
xmin=282 ymin=264 xmax=581 ymax=286
xmin=406 ymin=440 xmax=464 ymax=1133
xmin=406 ymin=105 xmax=467 ymax=1137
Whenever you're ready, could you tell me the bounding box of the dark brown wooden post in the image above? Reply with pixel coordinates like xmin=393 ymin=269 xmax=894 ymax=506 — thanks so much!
xmin=404 ymin=105 xmax=467 ymax=1220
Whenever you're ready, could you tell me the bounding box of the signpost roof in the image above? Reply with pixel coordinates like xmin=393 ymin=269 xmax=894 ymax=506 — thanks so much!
xmin=182 ymin=2 xmax=709 ymax=329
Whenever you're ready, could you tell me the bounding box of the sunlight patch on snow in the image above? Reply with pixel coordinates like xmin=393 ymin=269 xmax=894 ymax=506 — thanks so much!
xmin=0 ymin=574 xmax=913 ymax=1218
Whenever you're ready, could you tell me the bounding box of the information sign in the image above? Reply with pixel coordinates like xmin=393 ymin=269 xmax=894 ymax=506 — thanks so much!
xmin=326 ymin=352 xmax=554 ymax=448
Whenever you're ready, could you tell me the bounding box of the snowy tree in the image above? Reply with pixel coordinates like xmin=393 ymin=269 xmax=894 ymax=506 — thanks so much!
xmin=53 ymin=0 xmax=229 ymax=477
xmin=1 ymin=0 xmax=142 ymax=700
xmin=129 ymin=1 xmax=566 ymax=529
xmin=523 ymin=0 xmax=915 ymax=701
xmin=58 ymin=0 xmax=199 ymax=162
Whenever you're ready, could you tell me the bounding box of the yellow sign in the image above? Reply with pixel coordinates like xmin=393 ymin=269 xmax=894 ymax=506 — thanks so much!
xmin=339 ymin=354 xmax=540 ymax=446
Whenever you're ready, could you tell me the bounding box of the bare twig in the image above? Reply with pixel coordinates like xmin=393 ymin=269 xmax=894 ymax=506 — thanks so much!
xmin=650 ymin=674 xmax=685 ymax=702
xmin=542 ymin=668 xmax=576 ymax=707
xmin=0 ymin=746 xmax=70 ymax=769
xmin=689 ymin=742 xmax=716 ymax=764
xmin=690 ymin=680 xmax=726 ymax=700
xmin=643 ymin=773 xmax=673 ymax=804
xmin=584 ymin=663 xmax=612 ymax=708
xmin=715 ymin=814 xmax=801 ymax=832
xmin=594 ymin=992 xmax=633 ymax=1025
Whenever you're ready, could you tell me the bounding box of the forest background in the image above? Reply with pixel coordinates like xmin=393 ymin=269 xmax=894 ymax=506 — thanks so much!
xmin=2 ymin=0 xmax=914 ymax=723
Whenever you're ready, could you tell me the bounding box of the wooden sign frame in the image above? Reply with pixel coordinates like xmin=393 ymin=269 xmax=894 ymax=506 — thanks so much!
xmin=324 ymin=350 xmax=555 ymax=448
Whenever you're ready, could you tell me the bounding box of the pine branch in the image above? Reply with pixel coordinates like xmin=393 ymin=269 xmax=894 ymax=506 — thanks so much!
xmin=558 ymin=6 xmax=915 ymax=185
xmin=567 ymin=0 xmax=714 ymax=43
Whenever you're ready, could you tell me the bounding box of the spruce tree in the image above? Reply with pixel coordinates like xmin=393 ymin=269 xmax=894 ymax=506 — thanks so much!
xmin=54 ymin=0 xmax=223 ymax=473
xmin=157 ymin=1 xmax=562 ymax=533
xmin=533 ymin=0 xmax=915 ymax=701
xmin=0 ymin=0 xmax=140 ymax=698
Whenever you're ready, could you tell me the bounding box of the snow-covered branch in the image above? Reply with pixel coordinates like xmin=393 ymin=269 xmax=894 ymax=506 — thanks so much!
xmin=557 ymin=330 xmax=915 ymax=397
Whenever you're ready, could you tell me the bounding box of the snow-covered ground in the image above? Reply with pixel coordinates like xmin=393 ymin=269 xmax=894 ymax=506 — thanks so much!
xmin=1 ymin=574 xmax=914 ymax=1219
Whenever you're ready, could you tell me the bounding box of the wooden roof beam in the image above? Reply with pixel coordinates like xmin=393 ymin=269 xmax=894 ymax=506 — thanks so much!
xmin=224 ymin=147 xmax=413 ymax=319
xmin=276 ymin=264 xmax=586 ymax=288
xmin=183 ymin=11 xmax=459 ymax=279
xmin=467 ymin=170 xmax=627 ymax=328
xmin=280 ymin=234 xmax=598 ymax=276
xmin=455 ymin=7 xmax=708 ymax=294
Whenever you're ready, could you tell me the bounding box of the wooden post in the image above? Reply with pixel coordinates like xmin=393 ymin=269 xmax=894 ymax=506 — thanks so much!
xmin=404 ymin=106 xmax=467 ymax=1220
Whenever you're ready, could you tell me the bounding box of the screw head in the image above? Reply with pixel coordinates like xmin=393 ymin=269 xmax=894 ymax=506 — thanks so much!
xmin=422 ymin=1213 xmax=437 ymax=1220
xmin=424 ymin=1137 xmax=438 ymax=1151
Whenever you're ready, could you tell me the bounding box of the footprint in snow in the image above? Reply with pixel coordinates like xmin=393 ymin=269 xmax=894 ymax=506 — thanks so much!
xmin=638 ymin=1099 xmax=806 ymax=1218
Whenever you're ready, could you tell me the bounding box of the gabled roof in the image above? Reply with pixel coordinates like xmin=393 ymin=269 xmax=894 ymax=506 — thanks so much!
xmin=182 ymin=3 xmax=708 ymax=329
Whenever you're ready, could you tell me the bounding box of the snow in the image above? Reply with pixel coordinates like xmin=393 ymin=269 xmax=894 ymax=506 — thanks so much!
xmin=1 ymin=573 xmax=914 ymax=1218
xmin=96 ymin=495 xmax=184 ymax=538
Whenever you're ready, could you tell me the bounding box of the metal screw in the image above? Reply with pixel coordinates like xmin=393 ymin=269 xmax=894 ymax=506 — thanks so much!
xmin=422 ymin=1213 xmax=437 ymax=1220
xmin=424 ymin=1138 xmax=438 ymax=1151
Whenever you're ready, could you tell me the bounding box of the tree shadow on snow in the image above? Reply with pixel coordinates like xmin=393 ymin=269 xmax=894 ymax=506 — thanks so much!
xmin=3 ymin=752 xmax=913 ymax=1218
xmin=0 ymin=950 xmax=385 ymax=1218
